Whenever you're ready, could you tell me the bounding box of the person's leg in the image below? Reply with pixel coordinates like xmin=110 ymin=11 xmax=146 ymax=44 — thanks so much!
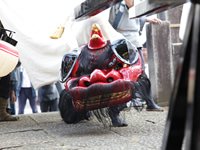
xmin=39 ymin=101 xmax=49 ymax=112
xmin=137 ymin=74 xmax=164 ymax=111
xmin=9 ymin=95 xmax=16 ymax=115
xmin=10 ymin=103 xmax=16 ymax=115
xmin=29 ymin=97 xmax=38 ymax=113
xmin=138 ymin=48 xmax=146 ymax=71
xmin=138 ymin=48 xmax=163 ymax=111
xmin=145 ymin=88 xmax=164 ymax=111
xmin=18 ymin=89 xmax=27 ymax=114
xmin=0 ymin=97 xmax=19 ymax=121
xmin=108 ymin=106 xmax=128 ymax=127
xmin=49 ymin=99 xmax=58 ymax=112
xmin=26 ymin=88 xmax=38 ymax=113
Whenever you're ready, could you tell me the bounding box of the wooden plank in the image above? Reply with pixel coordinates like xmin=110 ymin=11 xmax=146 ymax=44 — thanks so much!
xmin=170 ymin=24 xmax=180 ymax=28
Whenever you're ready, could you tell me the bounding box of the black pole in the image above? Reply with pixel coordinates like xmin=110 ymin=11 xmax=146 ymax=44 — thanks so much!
xmin=162 ymin=2 xmax=200 ymax=150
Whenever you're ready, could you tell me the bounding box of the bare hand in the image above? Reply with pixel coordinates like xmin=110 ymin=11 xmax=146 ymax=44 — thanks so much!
xmin=10 ymin=90 xmax=16 ymax=104
xmin=146 ymin=18 xmax=162 ymax=24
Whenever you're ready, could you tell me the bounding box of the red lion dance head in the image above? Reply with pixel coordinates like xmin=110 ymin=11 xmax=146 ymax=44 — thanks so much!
xmin=59 ymin=24 xmax=151 ymax=125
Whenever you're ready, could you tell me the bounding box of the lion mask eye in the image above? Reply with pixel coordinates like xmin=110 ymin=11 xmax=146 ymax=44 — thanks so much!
xmin=111 ymin=39 xmax=139 ymax=65
xmin=59 ymin=48 xmax=81 ymax=83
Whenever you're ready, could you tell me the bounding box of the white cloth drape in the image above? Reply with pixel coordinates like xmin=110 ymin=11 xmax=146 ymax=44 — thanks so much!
xmin=0 ymin=0 xmax=124 ymax=89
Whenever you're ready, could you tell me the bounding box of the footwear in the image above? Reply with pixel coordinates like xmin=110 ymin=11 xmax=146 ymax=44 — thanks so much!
xmin=0 ymin=99 xmax=19 ymax=121
xmin=146 ymin=104 xmax=164 ymax=111
xmin=110 ymin=113 xmax=128 ymax=127
xmin=146 ymin=102 xmax=164 ymax=111
xmin=109 ymin=107 xmax=128 ymax=127
xmin=144 ymin=95 xmax=164 ymax=111
xmin=112 ymin=119 xmax=128 ymax=127
xmin=136 ymin=75 xmax=164 ymax=112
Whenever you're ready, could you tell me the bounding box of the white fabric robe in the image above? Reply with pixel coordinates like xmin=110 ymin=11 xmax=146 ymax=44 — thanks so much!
xmin=0 ymin=0 xmax=124 ymax=89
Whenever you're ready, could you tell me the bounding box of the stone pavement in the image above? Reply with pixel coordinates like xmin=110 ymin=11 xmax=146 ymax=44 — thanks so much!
xmin=0 ymin=107 xmax=168 ymax=150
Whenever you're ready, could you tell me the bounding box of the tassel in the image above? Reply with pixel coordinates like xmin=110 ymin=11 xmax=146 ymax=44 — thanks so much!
xmin=49 ymin=16 xmax=70 ymax=39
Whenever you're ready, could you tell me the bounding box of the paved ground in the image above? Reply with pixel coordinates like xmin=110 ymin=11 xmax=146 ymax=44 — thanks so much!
xmin=0 ymin=107 xmax=168 ymax=150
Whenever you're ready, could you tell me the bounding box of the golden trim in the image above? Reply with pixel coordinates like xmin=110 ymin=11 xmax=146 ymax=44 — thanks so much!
xmin=74 ymin=89 xmax=131 ymax=108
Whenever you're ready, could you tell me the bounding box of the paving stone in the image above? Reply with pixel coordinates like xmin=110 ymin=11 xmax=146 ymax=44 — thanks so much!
xmin=0 ymin=115 xmax=41 ymax=134
xmin=0 ymin=107 xmax=168 ymax=150
xmin=28 ymin=111 xmax=62 ymax=124
xmin=0 ymin=130 xmax=62 ymax=149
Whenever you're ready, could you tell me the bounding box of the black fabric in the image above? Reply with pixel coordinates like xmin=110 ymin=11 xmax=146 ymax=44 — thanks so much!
xmin=0 ymin=74 xmax=10 ymax=99
xmin=75 ymin=41 xmax=114 ymax=76
xmin=59 ymin=89 xmax=90 ymax=124
xmin=134 ymin=74 xmax=153 ymax=106
xmin=135 ymin=74 xmax=161 ymax=110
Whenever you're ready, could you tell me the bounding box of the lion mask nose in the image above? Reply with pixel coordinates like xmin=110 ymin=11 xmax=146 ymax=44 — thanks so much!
xmin=78 ymin=69 xmax=122 ymax=87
